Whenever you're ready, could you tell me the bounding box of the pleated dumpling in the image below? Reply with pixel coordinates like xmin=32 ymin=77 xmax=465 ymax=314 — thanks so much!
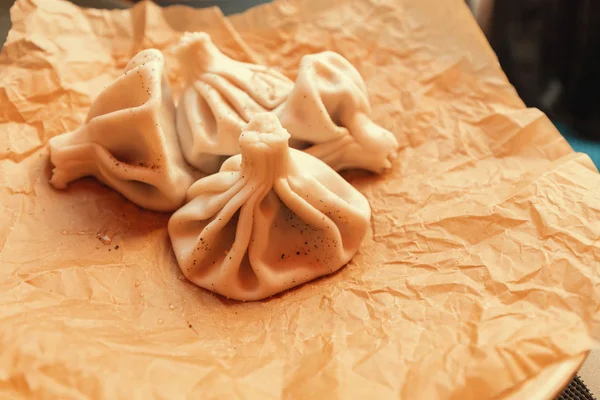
xmin=175 ymin=33 xmax=397 ymax=174
xmin=48 ymin=49 xmax=195 ymax=212
xmin=168 ymin=113 xmax=371 ymax=301
xmin=175 ymin=32 xmax=294 ymax=173
xmin=276 ymin=51 xmax=400 ymax=173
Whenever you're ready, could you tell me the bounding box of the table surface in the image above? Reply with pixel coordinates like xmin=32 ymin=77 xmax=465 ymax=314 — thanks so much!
xmin=580 ymin=353 xmax=600 ymax=397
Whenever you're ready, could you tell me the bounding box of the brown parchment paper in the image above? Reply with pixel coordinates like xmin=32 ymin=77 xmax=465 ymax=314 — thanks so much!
xmin=1 ymin=0 xmax=600 ymax=399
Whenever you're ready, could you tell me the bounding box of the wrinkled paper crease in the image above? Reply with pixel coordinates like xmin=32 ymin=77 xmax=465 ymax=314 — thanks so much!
xmin=1 ymin=0 xmax=600 ymax=398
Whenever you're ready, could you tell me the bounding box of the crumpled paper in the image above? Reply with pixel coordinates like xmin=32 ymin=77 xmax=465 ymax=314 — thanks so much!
xmin=0 ymin=0 xmax=599 ymax=398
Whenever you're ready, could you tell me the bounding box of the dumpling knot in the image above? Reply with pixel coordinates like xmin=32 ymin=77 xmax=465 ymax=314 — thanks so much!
xmin=239 ymin=113 xmax=291 ymax=179
xmin=174 ymin=31 xmax=224 ymax=80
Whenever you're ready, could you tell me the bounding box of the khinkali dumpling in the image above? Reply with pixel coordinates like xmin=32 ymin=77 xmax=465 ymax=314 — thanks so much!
xmin=175 ymin=32 xmax=294 ymax=173
xmin=175 ymin=32 xmax=398 ymax=174
xmin=276 ymin=51 xmax=399 ymax=173
xmin=168 ymin=113 xmax=371 ymax=301
xmin=48 ymin=49 xmax=195 ymax=212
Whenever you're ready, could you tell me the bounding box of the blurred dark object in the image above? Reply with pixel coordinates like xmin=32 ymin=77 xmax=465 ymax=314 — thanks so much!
xmin=470 ymin=0 xmax=600 ymax=139
xmin=129 ymin=0 xmax=270 ymax=15
xmin=71 ymin=0 xmax=129 ymax=7
xmin=557 ymin=375 xmax=596 ymax=400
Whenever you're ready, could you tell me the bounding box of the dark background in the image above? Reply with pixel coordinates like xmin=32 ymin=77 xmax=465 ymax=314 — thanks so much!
xmin=484 ymin=0 xmax=600 ymax=141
